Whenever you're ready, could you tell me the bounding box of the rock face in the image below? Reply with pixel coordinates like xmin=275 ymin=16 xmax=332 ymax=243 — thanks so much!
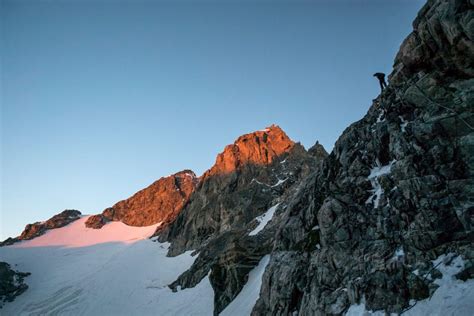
xmin=85 ymin=170 xmax=198 ymax=228
xmin=0 ymin=262 xmax=30 ymax=307
xmin=158 ymin=125 xmax=327 ymax=314
xmin=203 ymin=124 xmax=296 ymax=177
xmin=250 ymin=0 xmax=474 ymax=315
xmin=1 ymin=210 xmax=82 ymax=246
xmin=159 ymin=125 xmax=302 ymax=253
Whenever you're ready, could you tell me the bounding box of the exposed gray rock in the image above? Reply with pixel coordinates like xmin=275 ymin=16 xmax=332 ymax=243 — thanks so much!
xmin=159 ymin=126 xmax=327 ymax=315
xmin=0 ymin=262 xmax=30 ymax=308
xmin=252 ymin=0 xmax=474 ymax=315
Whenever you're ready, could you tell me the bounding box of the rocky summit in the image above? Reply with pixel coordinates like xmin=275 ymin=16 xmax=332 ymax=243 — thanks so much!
xmin=0 ymin=0 xmax=473 ymax=315
xmin=203 ymin=124 xmax=296 ymax=177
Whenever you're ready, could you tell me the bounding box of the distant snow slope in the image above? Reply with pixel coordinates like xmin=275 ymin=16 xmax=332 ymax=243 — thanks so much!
xmin=0 ymin=216 xmax=214 ymax=315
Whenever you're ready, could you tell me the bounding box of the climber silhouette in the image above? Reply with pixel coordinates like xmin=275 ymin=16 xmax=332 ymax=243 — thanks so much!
xmin=373 ymin=72 xmax=387 ymax=92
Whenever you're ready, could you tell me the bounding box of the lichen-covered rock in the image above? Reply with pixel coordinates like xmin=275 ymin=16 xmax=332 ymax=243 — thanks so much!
xmin=0 ymin=262 xmax=30 ymax=307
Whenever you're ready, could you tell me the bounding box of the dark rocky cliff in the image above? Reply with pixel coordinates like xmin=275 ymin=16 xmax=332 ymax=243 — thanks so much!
xmin=250 ymin=0 xmax=473 ymax=314
xmin=158 ymin=125 xmax=323 ymax=254
xmin=158 ymin=125 xmax=327 ymax=314
xmin=156 ymin=0 xmax=473 ymax=314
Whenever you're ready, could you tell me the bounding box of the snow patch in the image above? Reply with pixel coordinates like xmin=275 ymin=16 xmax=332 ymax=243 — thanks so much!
xmin=220 ymin=255 xmax=270 ymax=316
xmin=272 ymin=178 xmax=287 ymax=187
xmin=251 ymin=178 xmax=269 ymax=187
xmin=392 ymin=246 xmax=405 ymax=261
xmin=399 ymin=116 xmax=408 ymax=132
xmin=249 ymin=204 xmax=280 ymax=236
xmin=251 ymin=178 xmax=287 ymax=188
xmin=366 ymin=160 xmax=395 ymax=209
xmin=376 ymin=111 xmax=385 ymax=123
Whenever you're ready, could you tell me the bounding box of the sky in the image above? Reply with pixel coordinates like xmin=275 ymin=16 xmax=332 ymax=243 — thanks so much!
xmin=1 ymin=0 xmax=425 ymax=240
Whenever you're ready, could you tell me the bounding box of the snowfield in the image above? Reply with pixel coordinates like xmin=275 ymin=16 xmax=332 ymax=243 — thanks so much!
xmin=0 ymin=216 xmax=215 ymax=315
xmin=0 ymin=216 xmax=274 ymax=315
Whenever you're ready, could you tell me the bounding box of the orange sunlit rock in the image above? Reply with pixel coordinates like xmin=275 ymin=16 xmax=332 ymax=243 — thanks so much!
xmin=203 ymin=124 xmax=295 ymax=178
xmin=91 ymin=170 xmax=198 ymax=227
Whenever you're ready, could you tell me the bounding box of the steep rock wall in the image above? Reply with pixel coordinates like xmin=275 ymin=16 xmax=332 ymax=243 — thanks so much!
xmin=253 ymin=0 xmax=473 ymax=314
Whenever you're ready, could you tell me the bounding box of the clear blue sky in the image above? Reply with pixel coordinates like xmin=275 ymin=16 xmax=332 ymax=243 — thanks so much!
xmin=1 ymin=0 xmax=425 ymax=239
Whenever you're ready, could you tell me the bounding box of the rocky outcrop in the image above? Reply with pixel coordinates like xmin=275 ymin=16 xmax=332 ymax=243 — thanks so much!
xmin=1 ymin=210 xmax=82 ymax=246
xmin=85 ymin=170 xmax=198 ymax=228
xmin=252 ymin=0 xmax=474 ymax=315
xmin=159 ymin=125 xmax=305 ymax=254
xmin=0 ymin=262 xmax=30 ymax=307
xmin=158 ymin=125 xmax=327 ymax=314
xmin=84 ymin=214 xmax=109 ymax=229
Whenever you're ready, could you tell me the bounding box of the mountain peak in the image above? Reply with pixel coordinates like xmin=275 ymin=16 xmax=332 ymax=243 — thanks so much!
xmin=205 ymin=125 xmax=295 ymax=177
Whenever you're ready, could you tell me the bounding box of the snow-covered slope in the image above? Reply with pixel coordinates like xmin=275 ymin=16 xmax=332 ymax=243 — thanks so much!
xmin=0 ymin=216 xmax=215 ymax=315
